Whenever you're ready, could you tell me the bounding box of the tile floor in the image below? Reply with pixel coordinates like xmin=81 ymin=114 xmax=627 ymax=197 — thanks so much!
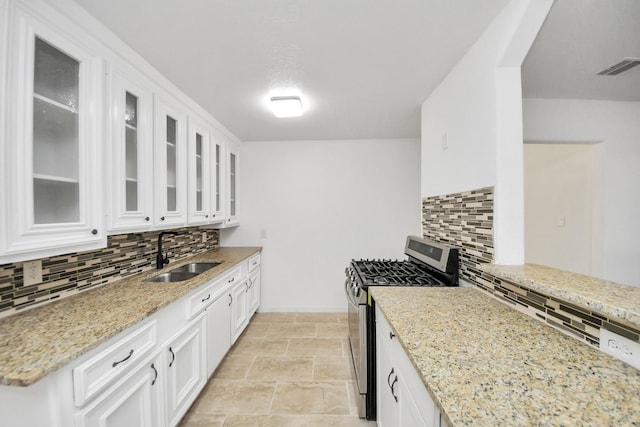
xmin=179 ymin=312 xmax=377 ymax=427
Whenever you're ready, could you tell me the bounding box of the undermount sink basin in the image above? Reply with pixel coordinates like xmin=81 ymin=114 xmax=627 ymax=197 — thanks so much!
xmin=145 ymin=272 xmax=198 ymax=283
xmin=144 ymin=262 xmax=222 ymax=283
xmin=170 ymin=262 xmax=222 ymax=274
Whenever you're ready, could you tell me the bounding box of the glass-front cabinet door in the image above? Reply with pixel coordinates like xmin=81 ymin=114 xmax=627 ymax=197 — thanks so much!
xmin=187 ymin=115 xmax=211 ymax=224
xmin=106 ymin=64 xmax=153 ymax=232
xmin=225 ymin=140 xmax=240 ymax=226
xmin=154 ymin=93 xmax=187 ymax=227
xmin=210 ymin=136 xmax=225 ymax=223
xmin=1 ymin=7 xmax=104 ymax=263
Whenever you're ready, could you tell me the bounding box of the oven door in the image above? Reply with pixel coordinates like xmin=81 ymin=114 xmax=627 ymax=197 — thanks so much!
xmin=346 ymin=278 xmax=367 ymax=417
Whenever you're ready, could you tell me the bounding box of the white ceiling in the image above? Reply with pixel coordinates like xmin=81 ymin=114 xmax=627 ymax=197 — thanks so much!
xmin=522 ymin=0 xmax=640 ymax=102
xmin=71 ymin=0 xmax=509 ymax=141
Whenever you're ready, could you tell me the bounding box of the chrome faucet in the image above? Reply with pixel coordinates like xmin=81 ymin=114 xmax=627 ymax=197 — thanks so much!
xmin=157 ymin=231 xmax=179 ymax=269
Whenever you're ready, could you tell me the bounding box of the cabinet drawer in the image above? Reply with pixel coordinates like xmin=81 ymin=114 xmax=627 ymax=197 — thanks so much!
xmin=248 ymin=252 xmax=261 ymax=271
xmin=218 ymin=266 xmax=243 ymax=288
xmin=186 ymin=283 xmax=216 ymax=319
xmin=73 ymin=320 xmax=157 ymax=407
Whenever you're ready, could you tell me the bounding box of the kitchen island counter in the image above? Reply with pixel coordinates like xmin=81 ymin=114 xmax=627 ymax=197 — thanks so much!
xmin=0 ymin=246 xmax=261 ymax=387
xmin=371 ymin=286 xmax=640 ymax=426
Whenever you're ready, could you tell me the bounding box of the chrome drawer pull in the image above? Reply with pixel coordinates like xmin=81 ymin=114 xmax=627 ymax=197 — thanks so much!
xmin=202 ymin=294 xmax=211 ymax=302
xmin=112 ymin=349 xmax=134 ymax=368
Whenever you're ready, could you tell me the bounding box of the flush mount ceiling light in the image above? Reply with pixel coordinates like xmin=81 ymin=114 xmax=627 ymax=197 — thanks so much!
xmin=270 ymin=96 xmax=303 ymax=118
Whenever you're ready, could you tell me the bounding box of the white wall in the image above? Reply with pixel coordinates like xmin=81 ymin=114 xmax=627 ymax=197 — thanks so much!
xmin=524 ymin=143 xmax=601 ymax=277
xmin=420 ymin=0 xmax=553 ymax=264
xmin=220 ymin=139 xmax=422 ymax=312
xmin=523 ymin=98 xmax=640 ymax=287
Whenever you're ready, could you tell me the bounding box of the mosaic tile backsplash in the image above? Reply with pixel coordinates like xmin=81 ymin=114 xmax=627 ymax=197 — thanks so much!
xmin=0 ymin=227 xmax=219 ymax=317
xmin=421 ymin=187 xmax=640 ymax=348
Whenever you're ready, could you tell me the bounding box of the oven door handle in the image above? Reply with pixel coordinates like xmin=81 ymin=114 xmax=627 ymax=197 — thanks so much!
xmin=345 ymin=279 xmax=359 ymax=309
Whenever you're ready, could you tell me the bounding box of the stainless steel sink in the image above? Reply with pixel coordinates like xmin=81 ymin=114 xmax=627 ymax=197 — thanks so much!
xmin=170 ymin=262 xmax=222 ymax=274
xmin=144 ymin=262 xmax=222 ymax=283
xmin=145 ymin=271 xmax=198 ymax=283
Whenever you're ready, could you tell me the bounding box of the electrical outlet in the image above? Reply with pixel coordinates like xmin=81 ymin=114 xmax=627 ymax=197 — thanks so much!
xmin=23 ymin=260 xmax=43 ymax=286
xmin=600 ymin=328 xmax=640 ymax=370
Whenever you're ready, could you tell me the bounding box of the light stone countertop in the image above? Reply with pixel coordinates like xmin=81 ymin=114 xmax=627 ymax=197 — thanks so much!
xmin=0 ymin=246 xmax=261 ymax=387
xmin=371 ymin=286 xmax=640 ymax=427
xmin=480 ymin=263 xmax=640 ymax=329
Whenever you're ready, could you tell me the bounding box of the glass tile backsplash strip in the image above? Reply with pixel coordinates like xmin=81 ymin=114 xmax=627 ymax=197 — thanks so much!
xmin=0 ymin=227 xmax=219 ymax=317
xmin=421 ymin=186 xmax=640 ymax=348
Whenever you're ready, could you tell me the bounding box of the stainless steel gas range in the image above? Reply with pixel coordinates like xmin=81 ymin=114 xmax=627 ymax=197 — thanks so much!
xmin=344 ymin=235 xmax=459 ymax=420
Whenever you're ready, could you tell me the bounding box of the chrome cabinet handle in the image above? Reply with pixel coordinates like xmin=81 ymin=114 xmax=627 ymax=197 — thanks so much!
xmin=228 ymin=294 xmax=232 ymax=306
xmin=151 ymin=363 xmax=158 ymax=386
xmin=112 ymin=349 xmax=134 ymax=367
xmin=387 ymin=368 xmax=395 ymax=387
xmin=202 ymin=294 xmax=211 ymax=302
xmin=228 ymin=277 xmax=235 ymax=283
xmin=169 ymin=347 xmax=175 ymax=367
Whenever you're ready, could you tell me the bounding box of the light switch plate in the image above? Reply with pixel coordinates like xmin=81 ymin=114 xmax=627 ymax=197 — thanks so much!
xmin=23 ymin=260 xmax=43 ymax=286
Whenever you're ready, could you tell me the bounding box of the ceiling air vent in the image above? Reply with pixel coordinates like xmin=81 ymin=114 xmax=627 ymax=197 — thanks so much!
xmin=597 ymin=57 xmax=640 ymax=76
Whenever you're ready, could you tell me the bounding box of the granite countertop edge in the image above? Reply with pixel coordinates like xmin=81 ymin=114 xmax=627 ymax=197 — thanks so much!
xmin=0 ymin=246 xmax=261 ymax=387
xmin=370 ymin=286 xmax=640 ymax=426
xmin=479 ymin=263 xmax=640 ymax=329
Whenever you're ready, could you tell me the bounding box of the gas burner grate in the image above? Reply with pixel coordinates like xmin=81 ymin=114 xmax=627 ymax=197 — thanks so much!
xmin=352 ymin=259 xmax=447 ymax=287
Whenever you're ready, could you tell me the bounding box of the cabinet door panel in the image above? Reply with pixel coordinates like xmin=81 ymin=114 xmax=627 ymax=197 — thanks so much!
xmin=206 ymin=293 xmax=231 ymax=378
xmin=1 ymin=7 xmax=104 ymax=263
xmin=75 ymin=353 xmax=163 ymax=427
xmin=165 ymin=314 xmax=206 ymax=427
xmin=230 ymin=280 xmax=249 ymax=343
xmin=106 ymin=65 xmax=154 ymax=232
xmin=187 ymin=115 xmax=211 ymax=224
xmin=154 ymin=94 xmax=187 ymax=228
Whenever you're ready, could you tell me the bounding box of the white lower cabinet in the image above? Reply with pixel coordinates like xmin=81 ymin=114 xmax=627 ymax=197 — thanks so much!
xmin=376 ymin=304 xmax=443 ymax=427
xmin=230 ymin=278 xmax=250 ymax=343
xmin=75 ymin=351 xmax=165 ymax=427
xmin=205 ymin=292 xmax=232 ymax=378
xmin=0 ymin=255 xmax=261 ymax=427
xmin=165 ymin=313 xmax=206 ymax=427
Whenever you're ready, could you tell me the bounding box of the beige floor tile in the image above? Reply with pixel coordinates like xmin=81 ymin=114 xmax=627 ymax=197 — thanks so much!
xmin=191 ymin=380 xmax=275 ymax=414
xmin=313 ymin=356 xmax=352 ymax=381
xmin=223 ymin=414 xmax=374 ymax=426
xmin=316 ymin=323 xmax=349 ymax=337
xmin=179 ymin=412 xmax=226 ymax=426
xmin=287 ymin=338 xmax=344 ymax=356
xmin=338 ymin=312 xmax=349 ymax=322
xmin=342 ymin=338 xmax=351 ymax=356
xmin=303 ymin=415 xmax=377 ymax=426
xmin=252 ymin=312 xmax=298 ymax=323
xmin=270 ymin=382 xmax=350 ymax=415
xmin=346 ymin=380 xmax=360 ymax=416
xmin=247 ymin=356 xmax=314 ymax=380
xmin=223 ymin=414 xmax=306 ymax=427
xmin=265 ymin=323 xmax=317 ymax=338
xmin=241 ymin=323 xmax=271 ymax=338
xmin=295 ymin=313 xmax=343 ymax=323
xmin=229 ymin=337 xmax=289 ymax=356
xmin=212 ymin=356 xmax=254 ymax=379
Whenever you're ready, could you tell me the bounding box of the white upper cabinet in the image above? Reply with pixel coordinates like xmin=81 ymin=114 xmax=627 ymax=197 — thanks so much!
xmin=224 ymin=140 xmax=240 ymax=227
xmin=187 ymin=115 xmax=211 ymax=225
xmin=0 ymin=3 xmax=104 ymax=263
xmin=209 ymin=133 xmax=225 ymax=224
xmin=106 ymin=64 xmax=154 ymax=233
xmin=154 ymin=93 xmax=188 ymax=228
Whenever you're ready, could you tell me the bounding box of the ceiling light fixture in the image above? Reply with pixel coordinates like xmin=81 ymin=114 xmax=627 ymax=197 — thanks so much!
xmin=270 ymin=96 xmax=303 ymax=118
